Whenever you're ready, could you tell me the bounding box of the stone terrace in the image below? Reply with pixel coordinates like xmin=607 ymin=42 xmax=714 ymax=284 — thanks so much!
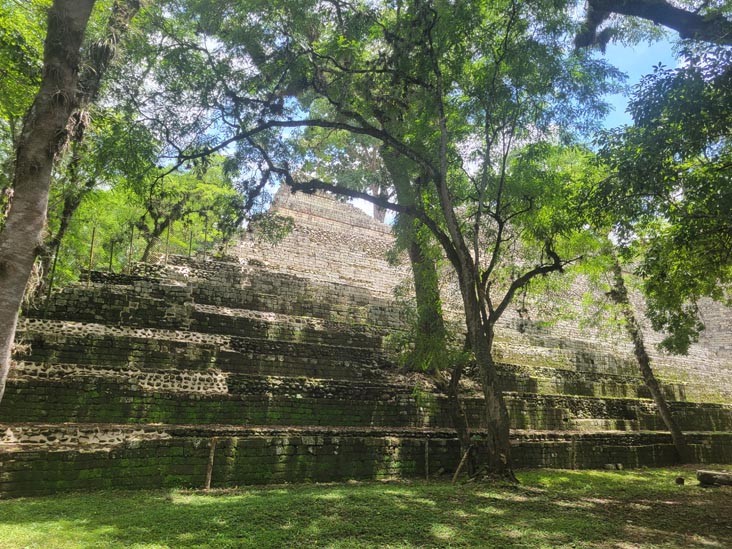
xmin=1 ymin=189 xmax=731 ymax=497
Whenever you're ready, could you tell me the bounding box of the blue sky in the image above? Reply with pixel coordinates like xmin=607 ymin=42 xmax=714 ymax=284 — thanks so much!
xmin=602 ymin=40 xmax=678 ymax=128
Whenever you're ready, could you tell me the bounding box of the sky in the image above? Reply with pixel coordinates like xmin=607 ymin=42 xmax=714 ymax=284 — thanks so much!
xmin=602 ymin=40 xmax=679 ymax=128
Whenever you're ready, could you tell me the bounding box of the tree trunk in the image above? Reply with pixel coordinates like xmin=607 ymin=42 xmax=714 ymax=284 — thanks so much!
xmin=369 ymin=183 xmax=387 ymax=223
xmin=36 ymin=178 xmax=93 ymax=301
xmin=439 ymin=358 xmax=479 ymax=476
xmin=431 ymin=151 xmax=516 ymax=478
xmin=0 ymin=0 xmax=97 ymax=404
xmin=609 ymin=256 xmax=694 ymax=463
xmin=382 ymin=150 xmax=479 ymax=475
xmin=465 ymin=293 xmax=516 ymax=481
xmin=32 ymin=0 xmax=141 ymax=302
xmin=140 ymin=213 xmax=178 ymax=263
xmin=140 ymin=233 xmax=157 ymax=263
xmin=406 ymin=227 xmax=445 ymax=367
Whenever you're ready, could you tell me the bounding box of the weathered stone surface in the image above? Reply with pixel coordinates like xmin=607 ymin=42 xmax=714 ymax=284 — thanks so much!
xmin=1 ymin=188 xmax=730 ymax=497
xmin=697 ymin=469 xmax=732 ymax=486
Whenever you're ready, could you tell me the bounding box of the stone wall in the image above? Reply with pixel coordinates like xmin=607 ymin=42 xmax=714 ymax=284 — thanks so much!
xmin=0 ymin=187 xmax=730 ymax=497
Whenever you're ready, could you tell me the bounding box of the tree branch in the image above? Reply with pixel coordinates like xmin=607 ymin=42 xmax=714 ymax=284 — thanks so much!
xmin=577 ymin=0 xmax=732 ymax=48
xmin=491 ymin=244 xmax=580 ymax=322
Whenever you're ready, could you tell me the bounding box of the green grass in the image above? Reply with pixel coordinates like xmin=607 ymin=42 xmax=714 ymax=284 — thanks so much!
xmin=1 ymin=466 xmax=731 ymax=548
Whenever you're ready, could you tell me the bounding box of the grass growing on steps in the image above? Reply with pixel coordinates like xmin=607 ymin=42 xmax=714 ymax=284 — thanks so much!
xmin=0 ymin=466 xmax=730 ymax=548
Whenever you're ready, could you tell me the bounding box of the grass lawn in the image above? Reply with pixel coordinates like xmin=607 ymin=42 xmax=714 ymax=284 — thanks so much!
xmin=0 ymin=465 xmax=730 ymax=548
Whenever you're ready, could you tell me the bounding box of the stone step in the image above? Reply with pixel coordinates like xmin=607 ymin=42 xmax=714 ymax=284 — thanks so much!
xmin=34 ymin=283 xmax=393 ymax=347
xmin=18 ymin=319 xmax=694 ymax=401
xmin=165 ymin=259 xmax=403 ymax=325
xmin=497 ymin=363 xmax=691 ymax=401
xmin=4 ymin=375 xmax=732 ymax=432
xmin=15 ymin=319 xmax=393 ymax=379
xmin=564 ymin=418 xmax=641 ymax=432
xmin=187 ymin=304 xmax=389 ymax=347
xmin=86 ymin=261 xmax=405 ymax=328
xmin=1 ymin=424 xmax=730 ymax=497
xmin=7 ymin=361 xmax=690 ymax=408
xmin=233 ymin=229 xmax=403 ymax=294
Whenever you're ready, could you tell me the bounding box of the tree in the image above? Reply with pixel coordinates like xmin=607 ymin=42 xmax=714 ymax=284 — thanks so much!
xmin=575 ymin=0 xmax=732 ymax=353
xmin=134 ymin=162 xmax=244 ymax=262
xmin=0 ymin=0 xmax=47 ymax=216
xmin=296 ymin=124 xmax=393 ymax=222
xmin=274 ymin=0 xmax=614 ymax=479
xmin=91 ymin=0 xmax=617 ymax=478
xmin=594 ymin=46 xmax=732 ymax=353
xmin=0 ymin=0 xmax=97 ymax=403
xmin=605 ymin=252 xmax=693 ymax=462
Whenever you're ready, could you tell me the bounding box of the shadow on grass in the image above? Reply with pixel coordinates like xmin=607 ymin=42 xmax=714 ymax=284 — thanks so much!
xmin=0 ymin=467 xmax=730 ymax=548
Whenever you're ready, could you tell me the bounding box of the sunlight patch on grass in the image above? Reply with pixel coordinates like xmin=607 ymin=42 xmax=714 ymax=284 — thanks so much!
xmin=552 ymin=499 xmax=594 ymax=510
xmin=430 ymin=523 xmax=456 ymax=541
xmin=315 ymin=491 xmax=346 ymax=501
xmin=475 ymin=490 xmax=533 ymax=503
xmin=451 ymin=509 xmax=477 ymax=519
xmin=477 ymin=505 xmax=507 ymax=516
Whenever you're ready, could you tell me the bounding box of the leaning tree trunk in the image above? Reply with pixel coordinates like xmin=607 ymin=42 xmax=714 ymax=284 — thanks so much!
xmin=35 ymin=175 xmax=95 ymax=301
xmin=406 ymin=221 xmax=477 ymax=474
xmin=0 ymin=0 xmax=97 ymax=404
xmin=384 ymin=150 xmax=478 ymax=473
xmin=34 ymin=0 xmax=142 ymax=298
xmin=609 ymin=257 xmax=694 ymax=463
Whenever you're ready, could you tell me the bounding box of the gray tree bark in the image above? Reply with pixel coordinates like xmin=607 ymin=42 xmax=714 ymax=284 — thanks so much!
xmin=35 ymin=0 xmax=142 ymax=301
xmin=578 ymin=0 xmax=732 ymax=48
xmin=0 ymin=0 xmax=97 ymax=404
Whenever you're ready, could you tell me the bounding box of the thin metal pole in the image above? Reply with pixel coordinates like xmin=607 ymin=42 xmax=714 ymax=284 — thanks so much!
xmin=188 ymin=230 xmax=193 ymax=257
xmin=127 ymin=226 xmax=134 ymax=274
xmin=108 ymin=241 xmax=114 ymax=273
xmin=87 ymin=226 xmax=96 ymax=288
xmin=202 ymin=218 xmax=209 ymax=261
xmin=164 ymin=223 xmax=171 ymax=265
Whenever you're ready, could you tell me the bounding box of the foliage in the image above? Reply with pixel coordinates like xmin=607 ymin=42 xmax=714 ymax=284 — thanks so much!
xmin=0 ymin=0 xmax=48 ymax=191
xmin=246 ymin=212 xmax=294 ymax=245
xmin=596 ymin=44 xmax=732 ymax=353
xmin=44 ymin=163 xmax=243 ymax=288
xmin=0 ymin=467 xmax=729 ymax=548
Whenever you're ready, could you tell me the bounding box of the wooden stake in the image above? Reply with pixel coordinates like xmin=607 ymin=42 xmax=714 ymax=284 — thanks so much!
xmin=202 ymin=218 xmax=209 ymax=261
xmin=452 ymin=446 xmax=472 ymax=485
xmin=425 ymin=438 xmax=429 ymax=479
xmin=108 ymin=241 xmax=114 ymax=273
xmin=205 ymin=437 xmax=218 ymax=490
xmin=164 ymin=223 xmax=171 ymax=265
xmin=44 ymin=245 xmax=60 ymax=317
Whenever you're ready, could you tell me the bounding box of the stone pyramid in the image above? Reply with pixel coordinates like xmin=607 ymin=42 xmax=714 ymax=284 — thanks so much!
xmin=1 ymin=188 xmax=730 ymax=497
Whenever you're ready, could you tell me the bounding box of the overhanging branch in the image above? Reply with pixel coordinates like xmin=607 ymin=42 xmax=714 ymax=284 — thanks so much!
xmin=577 ymin=0 xmax=732 ymax=48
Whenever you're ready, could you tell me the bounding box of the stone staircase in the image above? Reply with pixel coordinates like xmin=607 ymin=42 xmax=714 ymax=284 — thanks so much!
xmin=1 ymin=190 xmax=731 ymax=497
